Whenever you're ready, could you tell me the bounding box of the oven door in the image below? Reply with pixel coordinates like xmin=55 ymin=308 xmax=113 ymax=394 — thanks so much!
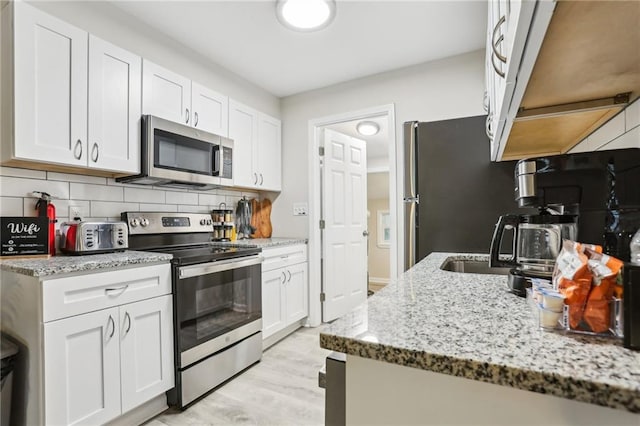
xmin=176 ymin=255 xmax=262 ymax=368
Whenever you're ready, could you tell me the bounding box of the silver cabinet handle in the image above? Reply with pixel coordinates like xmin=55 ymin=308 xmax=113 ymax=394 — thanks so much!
xmin=105 ymin=285 xmax=129 ymax=296
xmin=107 ymin=315 xmax=115 ymax=338
xmin=73 ymin=140 xmax=82 ymax=159
xmin=91 ymin=143 xmax=99 ymax=163
xmin=185 ymin=108 xmax=190 ymax=124
xmin=259 ymin=173 xmax=264 ymax=185
xmin=281 ymin=271 xmax=286 ymax=284
xmin=124 ymin=312 xmax=131 ymax=334
xmin=287 ymin=270 xmax=292 ymax=282
xmin=491 ymin=51 xmax=506 ymax=78
xmin=194 ymin=112 xmax=199 ymax=127
xmin=254 ymin=173 xmax=258 ymax=185
xmin=492 ymin=15 xmax=507 ymax=64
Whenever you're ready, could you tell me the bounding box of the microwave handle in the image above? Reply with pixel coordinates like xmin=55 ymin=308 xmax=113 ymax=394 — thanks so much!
xmin=212 ymin=145 xmax=220 ymax=176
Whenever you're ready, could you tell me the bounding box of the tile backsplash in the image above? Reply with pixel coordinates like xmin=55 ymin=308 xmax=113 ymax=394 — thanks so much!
xmin=0 ymin=166 xmax=258 ymax=230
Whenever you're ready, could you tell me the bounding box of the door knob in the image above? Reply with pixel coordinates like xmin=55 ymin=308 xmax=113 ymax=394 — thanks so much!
xmin=363 ymin=230 xmax=369 ymax=237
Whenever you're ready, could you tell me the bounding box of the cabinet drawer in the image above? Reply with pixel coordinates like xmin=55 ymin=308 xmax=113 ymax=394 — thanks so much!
xmin=261 ymin=244 xmax=307 ymax=272
xmin=42 ymin=263 xmax=171 ymax=322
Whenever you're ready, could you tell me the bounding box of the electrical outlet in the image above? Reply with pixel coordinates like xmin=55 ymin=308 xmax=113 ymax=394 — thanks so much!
xmin=69 ymin=206 xmax=85 ymax=220
xmin=293 ymin=202 xmax=308 ymax=216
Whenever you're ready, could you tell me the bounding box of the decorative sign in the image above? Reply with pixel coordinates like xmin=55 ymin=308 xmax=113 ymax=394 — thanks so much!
xmin=1 ymin=217 xmax=49 ymax=257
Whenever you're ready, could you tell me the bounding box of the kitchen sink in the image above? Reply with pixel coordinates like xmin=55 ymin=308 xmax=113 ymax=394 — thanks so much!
xmin=440 ymin=259 xmax=510 ymax=276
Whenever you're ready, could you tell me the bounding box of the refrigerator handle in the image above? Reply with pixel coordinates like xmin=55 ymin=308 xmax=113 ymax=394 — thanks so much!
xmin=404 ymin=122 xmax=419 ymax=271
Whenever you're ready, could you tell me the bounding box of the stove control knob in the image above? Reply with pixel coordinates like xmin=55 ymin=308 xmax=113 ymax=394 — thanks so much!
xmin=206 ymin=219 xmax=213 ymax=226
xmin=140 ymin=218 xmax=150 ymax=227
xmin=117 ymin=239 xmax=125 ymax=246
xmin=200 ymin=219 xmax=207 ymax=226
xmin=129 ymin=218 xmax=139 ymax=228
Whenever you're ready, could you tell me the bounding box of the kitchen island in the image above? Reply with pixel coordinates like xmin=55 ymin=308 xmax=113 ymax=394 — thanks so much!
xmin=320 ymin=252 xmax=640 ymax=425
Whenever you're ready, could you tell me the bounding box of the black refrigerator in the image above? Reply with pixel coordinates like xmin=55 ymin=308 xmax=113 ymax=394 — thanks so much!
xmin=402 ymin=116 xmax=518 ymax=270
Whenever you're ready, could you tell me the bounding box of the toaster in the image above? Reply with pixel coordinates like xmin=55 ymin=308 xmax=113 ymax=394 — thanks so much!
xmin=60 ymin=221 xmax=128 ymax=255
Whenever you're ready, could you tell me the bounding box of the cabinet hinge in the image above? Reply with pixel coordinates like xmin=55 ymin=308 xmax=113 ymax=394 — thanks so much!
xmin=319 ymin=219 xmax=325 ymax=229
xmin=319 ymin=146 xmax=325 ymax=156
xmin=320 ymin=292 xmax=326 ymax=302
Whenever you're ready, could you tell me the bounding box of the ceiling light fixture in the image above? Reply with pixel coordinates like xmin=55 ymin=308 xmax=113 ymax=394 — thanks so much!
xmin=276 ymin=0 xmax=336 ymax=32
xmin=356 ymin=121 xmax=380 ymax=136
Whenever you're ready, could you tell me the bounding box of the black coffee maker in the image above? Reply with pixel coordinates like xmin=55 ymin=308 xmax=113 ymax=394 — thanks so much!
xmin=490 ymin=159 xmax=579 ymax=296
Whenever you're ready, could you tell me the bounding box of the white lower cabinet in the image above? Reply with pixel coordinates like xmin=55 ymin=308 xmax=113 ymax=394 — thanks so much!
xmin=261 ymin=244 xmax=308 ymax=340
xmin=0 ymin=263 xmax=174 ymax=426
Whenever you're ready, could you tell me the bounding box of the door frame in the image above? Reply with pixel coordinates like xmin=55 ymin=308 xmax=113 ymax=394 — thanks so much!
xmin=306 ymin=104 xmax=397 ymax=326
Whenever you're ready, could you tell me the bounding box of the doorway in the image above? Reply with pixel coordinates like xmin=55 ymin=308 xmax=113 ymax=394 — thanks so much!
xmin=306 ymin=104 xmax=397 ymax=326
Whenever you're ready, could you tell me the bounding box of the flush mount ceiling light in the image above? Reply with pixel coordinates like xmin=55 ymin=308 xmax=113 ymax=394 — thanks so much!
xmin=356 ymin=121 xmax=380 ymax=136
xmin=276 ymin=0 xmax=336 ymax=32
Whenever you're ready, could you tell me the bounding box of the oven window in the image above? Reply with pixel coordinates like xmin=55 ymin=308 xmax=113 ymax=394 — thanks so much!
xmin=177 ymin=262 xmax=261 ymax=352
xmin=154 ymin=129 xmax=212 ymax=175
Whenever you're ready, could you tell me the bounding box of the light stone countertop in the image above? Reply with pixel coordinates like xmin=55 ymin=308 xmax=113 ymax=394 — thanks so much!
xmin=214 ymin=237 xmax=308 ymax=249
xmin=0 ymin=250 xmax=172 ymax=277
xmin=320 ymin=252 xmax=640 ymax=413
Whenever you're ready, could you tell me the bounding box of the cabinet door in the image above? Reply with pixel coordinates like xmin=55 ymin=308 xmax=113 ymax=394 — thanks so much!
xmin=192 ymin=82 xmax=229 ymax=136
xmin=142 ymin=59 xmax=191 ymax=125
xmin=229 ymin=99 xmax=259 ymax=188
xmin=44 ymin=307 xmax=121 ymax=425
xmin=88 ymin=35 xmax=141 ymax=173
xmin=262 ymin=269 xmax=286 ymax=339
xmin=285 ymin=262 xmax=308 ymax=324
xmin=120 ymin=295 xmax=175 ymax=413
xmin=257 ymin=113 xmax=282 ymax=191
xmin=13 ymin=2 xmax=88 ymax=166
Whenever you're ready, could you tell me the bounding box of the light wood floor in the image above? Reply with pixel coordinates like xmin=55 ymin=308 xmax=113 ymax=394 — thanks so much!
xmin=147 ymin=326 xmax=331 ymax=426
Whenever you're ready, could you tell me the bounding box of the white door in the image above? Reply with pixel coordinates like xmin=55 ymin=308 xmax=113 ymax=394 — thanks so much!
xmin=322 ymin=129 xmax=368 ymax=322
xmin=285 ymin=262 xmax=308 ymax=323
xmin=257 ymin=113 xmax=282 ymax=191
xmin=261 ymin=269 xmax=286 ymax=339
xmin=88 ymin=35 xmax=141 ymax=173
xmin=229 ymin=99 xmax=258 ymax=188
xmin=192 ymin=82 xmax=229 ymax=136
xmin=13 ymin=2 xmax=88 ymax=167
xmin=120 ymin=295 xmax=175 ymax=413
xmin=44 ymin=308 xmax=121 ymax=425
xmin=142 ymin=59 xmax=191 ymax=125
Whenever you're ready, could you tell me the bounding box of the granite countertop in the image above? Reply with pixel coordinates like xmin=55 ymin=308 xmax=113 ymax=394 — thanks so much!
xmin=0 ymin=250 xmax=172 ymax=277
xmin=214 ymin=237 xmax=308 ymax=249
xmin=320 ymin=252 xmax=640 ymax=413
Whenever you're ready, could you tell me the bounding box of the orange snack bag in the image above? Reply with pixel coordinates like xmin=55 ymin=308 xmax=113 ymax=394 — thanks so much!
xmin=553 ymin=241 xmax=593 ymax=329
xmin=583 ymin=250 xmax=623 ymax=333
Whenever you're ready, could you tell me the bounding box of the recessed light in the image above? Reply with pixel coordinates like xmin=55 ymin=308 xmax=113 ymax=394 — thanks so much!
xmin=357 ymin=121 xmax=380 ymax=136
xmin=276 ymin=0 xmax=336 ymax=32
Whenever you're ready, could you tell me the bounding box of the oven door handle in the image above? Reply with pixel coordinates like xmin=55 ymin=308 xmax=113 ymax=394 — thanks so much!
xmin=178 ymin=255 xmax=263 ymax=279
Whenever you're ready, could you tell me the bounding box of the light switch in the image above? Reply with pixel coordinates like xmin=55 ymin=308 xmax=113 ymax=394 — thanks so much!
xmin=293 ymin=202 xmax=308 ymax=216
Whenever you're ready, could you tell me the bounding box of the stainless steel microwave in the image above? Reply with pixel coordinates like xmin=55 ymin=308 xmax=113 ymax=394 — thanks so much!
xmin=117 ymin=115 xmax=233 ymax=189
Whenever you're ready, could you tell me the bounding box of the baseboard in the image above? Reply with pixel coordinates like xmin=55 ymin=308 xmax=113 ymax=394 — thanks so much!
xmin=105 ymin=393 xmax=168 ymax=426
xmin=262 ymin=321 xmax=303 ymax=350
xmin=369 ymin=277 xmax=389 ymax=285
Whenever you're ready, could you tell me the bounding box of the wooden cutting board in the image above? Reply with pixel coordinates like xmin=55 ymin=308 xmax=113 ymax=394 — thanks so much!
xmin=250 ymin=198 xmax=273 ymax=238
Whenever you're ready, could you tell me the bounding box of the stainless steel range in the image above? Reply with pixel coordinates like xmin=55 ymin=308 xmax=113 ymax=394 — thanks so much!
xmin=122 ymin=212 xmax=263 ymax=408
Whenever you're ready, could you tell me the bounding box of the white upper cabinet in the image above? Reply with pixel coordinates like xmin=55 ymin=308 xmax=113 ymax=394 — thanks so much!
xmin=229 ymin=99 xmax=259 ymax=188
xmin=257 ymin=113 xmax=282 ymax=191
xmin=142 ymin=61 xmax=229 ymax=136
xmin=191 ymin=82 xmax=229 ymax=136
xmin=6 ymin=2 xmax=141 ymax=174
xmin=142 ymin=59 xmax=191 ymax=125
xmin=229 ymin=99 xmax=282 ymax=191
xmin=12 ymin=2 xmax=88 ymax=167
xmin=88 ymin=35 xmax=141 ymax=173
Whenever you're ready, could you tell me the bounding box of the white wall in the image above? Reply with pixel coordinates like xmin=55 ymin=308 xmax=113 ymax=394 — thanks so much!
xmin=273 ymin=50 xmax=486 ymax=238
xmin=28 ymin=1 xmax=280 ymax=116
